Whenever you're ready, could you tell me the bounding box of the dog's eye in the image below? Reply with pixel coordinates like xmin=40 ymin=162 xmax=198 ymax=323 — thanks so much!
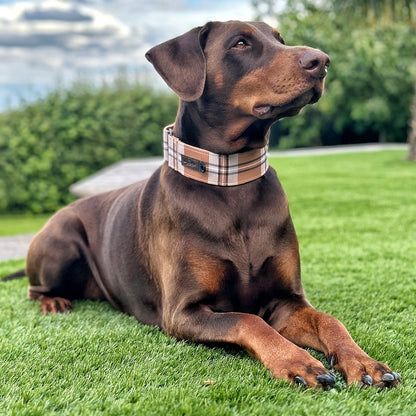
xmin=233 ymin=39 xmax=248 ymax=49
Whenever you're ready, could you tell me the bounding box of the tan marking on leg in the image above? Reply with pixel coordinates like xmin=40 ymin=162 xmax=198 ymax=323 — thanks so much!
xmin=39 ymin=296 xmax=72 ymax=314
xmin=277 ymin=307 xmax=400 ymax=388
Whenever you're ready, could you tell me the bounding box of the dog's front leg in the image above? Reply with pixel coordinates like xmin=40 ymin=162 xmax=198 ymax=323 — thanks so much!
xmin=270 ymin=305 xmax=401 ymax=388
xmin=163 ymin=307 xmax=335 ymax=388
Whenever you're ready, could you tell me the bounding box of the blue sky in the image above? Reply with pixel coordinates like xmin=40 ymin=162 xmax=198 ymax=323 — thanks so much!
xmin=0 ymin=0 xmax=261 ymax=110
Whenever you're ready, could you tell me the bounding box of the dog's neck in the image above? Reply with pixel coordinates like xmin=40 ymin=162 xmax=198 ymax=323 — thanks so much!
xmin=173 ymin=100 xmax=272 ymax=154
xmin=163 ymin=125 xmax=269 ymax=186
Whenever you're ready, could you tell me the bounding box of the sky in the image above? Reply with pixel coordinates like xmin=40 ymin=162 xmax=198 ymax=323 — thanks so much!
xmin=0 ymin=0 xmax=264 ymax=110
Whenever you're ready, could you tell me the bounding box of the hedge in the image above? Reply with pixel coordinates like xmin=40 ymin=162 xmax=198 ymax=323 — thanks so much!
xmin=0 ymin=80 xmax=177 ymax=213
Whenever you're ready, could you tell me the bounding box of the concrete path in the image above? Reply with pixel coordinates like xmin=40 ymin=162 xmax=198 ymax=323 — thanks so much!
xmin=0 ymin=234 xmax=34 ymax=262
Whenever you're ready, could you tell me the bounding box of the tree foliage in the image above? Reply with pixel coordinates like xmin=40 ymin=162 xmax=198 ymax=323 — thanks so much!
xmin=254 ymin=0 xmax=416 ymax=149
xmin=0 ymin=80 xmax=177 ymax=213
xmin=330 ymin=0 xmax=414 ymax=24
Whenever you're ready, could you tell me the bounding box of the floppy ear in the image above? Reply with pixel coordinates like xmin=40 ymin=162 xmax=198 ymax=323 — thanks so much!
xmin=145 ymin=25 xmax=208 ymax=102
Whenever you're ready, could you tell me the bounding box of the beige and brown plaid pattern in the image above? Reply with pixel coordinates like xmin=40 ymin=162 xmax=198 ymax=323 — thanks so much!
xmin=163 ymin=125 xmax=269 ymax=186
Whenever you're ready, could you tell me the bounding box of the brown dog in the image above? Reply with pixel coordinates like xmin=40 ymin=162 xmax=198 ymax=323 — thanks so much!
xmin=21 ymin=21 xmax=400 ymax=388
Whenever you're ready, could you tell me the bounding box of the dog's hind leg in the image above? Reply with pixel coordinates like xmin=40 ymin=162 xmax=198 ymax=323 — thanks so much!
xmin=26 ymin=209 xmax=103 ymax=314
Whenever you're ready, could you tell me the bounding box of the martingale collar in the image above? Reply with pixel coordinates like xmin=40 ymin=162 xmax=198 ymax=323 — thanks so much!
xmin=163 ymin=126 xmax=269 ymax=186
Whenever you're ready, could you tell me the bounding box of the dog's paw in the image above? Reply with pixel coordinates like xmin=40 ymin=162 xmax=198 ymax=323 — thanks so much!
xmin=360 ymin=371 xmax=402 ymax=389
xmin=328 ymin=352 xmax=401 ymax=389
xmin=294 ymin=371 xmax=337 ymax=389
xmin=40 ymin=296 xmax=72 ymax=314
xmin=270 ymin=349 xmax=337 ymax=389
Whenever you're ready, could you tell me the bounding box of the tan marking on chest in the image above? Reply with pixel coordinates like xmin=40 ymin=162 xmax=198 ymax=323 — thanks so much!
xmin=271 ymin=242 xmax=300 ymax=288
xmin=187 ymin=251 xmax=226 ymax=294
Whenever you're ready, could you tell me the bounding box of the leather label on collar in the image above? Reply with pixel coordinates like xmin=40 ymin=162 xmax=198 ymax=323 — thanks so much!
xmin=181 ymin=155 xmax=207 ymax=173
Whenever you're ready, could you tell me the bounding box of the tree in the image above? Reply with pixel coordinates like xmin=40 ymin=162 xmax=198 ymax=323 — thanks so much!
xmin=330 ymin=0 xmax=413 ymax=24
xmin=408 ymin=78 xmax=416 ymax=160
xmin=253 ymin=0 xmax=416 ymax=157
xmin=329 ymin=0 xmax=416 ymax=160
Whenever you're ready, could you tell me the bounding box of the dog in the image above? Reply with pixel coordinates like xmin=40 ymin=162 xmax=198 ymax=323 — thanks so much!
xmin=9 ymin=21 xmax=401 ymax=389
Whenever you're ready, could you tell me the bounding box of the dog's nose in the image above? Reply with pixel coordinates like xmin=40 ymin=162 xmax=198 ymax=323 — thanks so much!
xmin=299 ymin=50 xmax=330 ymax=78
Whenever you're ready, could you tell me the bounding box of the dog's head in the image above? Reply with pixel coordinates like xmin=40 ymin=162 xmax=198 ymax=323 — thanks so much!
xmin=146 ymin=21 xmax=329 ymax=152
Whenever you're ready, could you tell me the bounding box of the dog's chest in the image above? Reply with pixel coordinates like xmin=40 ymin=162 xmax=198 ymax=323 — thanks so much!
xmin=196 ymin=217 xmax=295 ymax=314
xmin=163 ymin=171 xmax=296 ymax=311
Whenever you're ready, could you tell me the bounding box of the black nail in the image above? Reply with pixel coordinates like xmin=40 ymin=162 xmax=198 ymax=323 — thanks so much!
xmin=316 ymin=373 xmax=336 ymax=387
xmin=328 ymin=354 xmax=336 ymax=368
xmin=392 ymin=372 xmax=402 ymax=382
xmin=294 ymin=376 xmax=307 ymax=386
xmin=362 ymin=374 xmax=373 ymax=386
xmin=382 ymin=373 xmax=395 ymax=382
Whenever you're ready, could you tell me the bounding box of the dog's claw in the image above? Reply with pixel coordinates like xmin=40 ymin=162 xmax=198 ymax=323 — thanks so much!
xmin=381 ymin=373 xmax=395 ymax=382
xmin=328 ymin=354 xmax=336 ymax=368
xmin=294 ymin=376 xmax=307 ymax=386
xmin=362 ymin=374 xmax=373 ymax=386
xmin=316 ymin=373 xmax=336 ymax=388
xmin=392 ymin=372 xmax=402 ymax=382
xmin=374 ymin=372 xmax=401 ymax=389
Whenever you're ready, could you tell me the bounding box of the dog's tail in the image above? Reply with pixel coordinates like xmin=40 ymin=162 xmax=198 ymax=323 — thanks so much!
xmin=1 ymin=269 xmax=26 ymax=281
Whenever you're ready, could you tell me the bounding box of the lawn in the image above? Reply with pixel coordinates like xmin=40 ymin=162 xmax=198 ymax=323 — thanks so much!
xmin=1 ymin=150 xmax=415 ymax=415
xmin=0 ymin=214 xmax=50 ymax=236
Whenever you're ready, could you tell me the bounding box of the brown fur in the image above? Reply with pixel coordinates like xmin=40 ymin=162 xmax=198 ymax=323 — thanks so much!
xmin=23 ymin=21 xmax=400 ymax=389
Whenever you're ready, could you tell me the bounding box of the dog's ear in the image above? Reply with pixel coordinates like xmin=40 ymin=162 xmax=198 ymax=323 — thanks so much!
xmin=145 ymin=25 xmax=209 ymax=102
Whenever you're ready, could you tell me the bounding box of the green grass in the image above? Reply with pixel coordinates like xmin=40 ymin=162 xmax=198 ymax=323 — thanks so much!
xmin=0 ymin=214 xmax=50 ymax=236
xmin=1 ymin=150 xmax=416 ymax=415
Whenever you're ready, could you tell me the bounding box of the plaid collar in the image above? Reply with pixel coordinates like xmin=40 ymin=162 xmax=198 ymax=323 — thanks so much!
xmin=163 ymin=125 xmax=269 ymax=186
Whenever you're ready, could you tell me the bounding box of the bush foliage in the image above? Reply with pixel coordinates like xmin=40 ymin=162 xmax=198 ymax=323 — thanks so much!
xmin=0 ymin=80 xmax=177 ymax=213
xmin=264 ymin=1 xmax=416 ymax=148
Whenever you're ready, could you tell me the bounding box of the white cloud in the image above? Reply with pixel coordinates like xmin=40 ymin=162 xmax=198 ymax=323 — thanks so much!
xmin=0 ymin=0 xmax=255 ymax=110
xmin=0 ymin=0 xmax=136 ymax=50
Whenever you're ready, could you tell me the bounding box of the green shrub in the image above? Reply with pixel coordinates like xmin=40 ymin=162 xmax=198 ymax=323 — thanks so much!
xmin=0 ymin=80 xmax=177 ymax=213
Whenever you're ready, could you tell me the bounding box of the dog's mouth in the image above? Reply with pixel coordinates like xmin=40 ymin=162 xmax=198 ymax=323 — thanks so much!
xmin=253 ymin=87 xmax=323 ymax=119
